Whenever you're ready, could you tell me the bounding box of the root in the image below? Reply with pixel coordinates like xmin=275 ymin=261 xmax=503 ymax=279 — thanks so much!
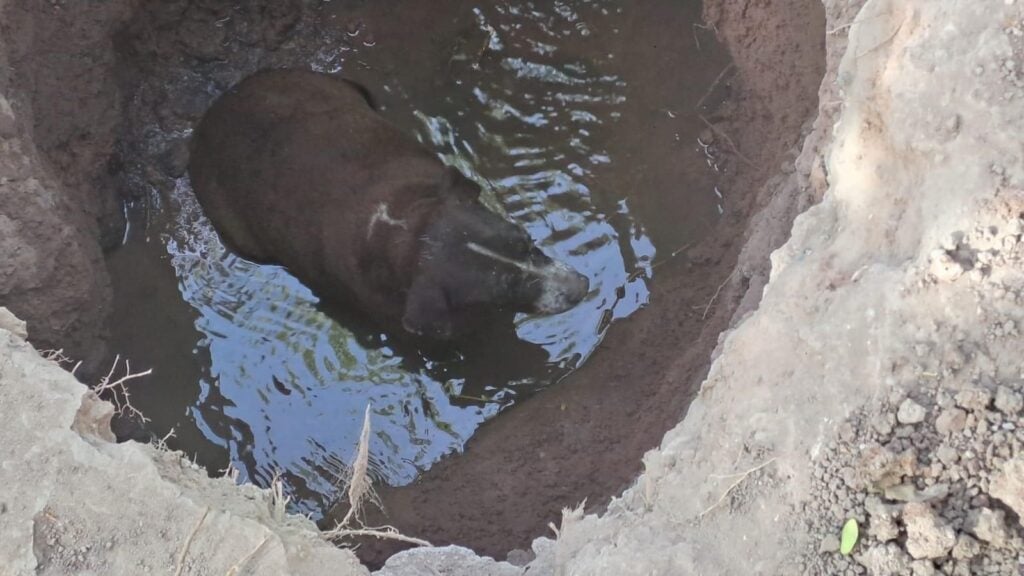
xmin=701 ymin=269 xmax=736 ymax=320
xmin=175 ymin=507 xmax=210 ymax=576
xmin=698 ymin=115 xmax=754 ymax=167
xmin=95 ymin=354 xmax=152 ymax=423
xmin=322 ymin=404 xmax=431 ymax=548
xmin=699 ymin=458 xmax=776 ymax=518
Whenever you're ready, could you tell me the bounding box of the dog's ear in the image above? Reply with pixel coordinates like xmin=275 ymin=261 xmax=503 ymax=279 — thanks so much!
xmin=438 ymin=165 xmax=481 ymax=202
xmin=402 ymin=274 xmax=453 ymax=339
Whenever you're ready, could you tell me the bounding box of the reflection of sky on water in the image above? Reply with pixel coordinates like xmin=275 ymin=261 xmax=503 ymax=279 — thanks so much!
xmin=164 ymin=1 xmax=656 ymax=517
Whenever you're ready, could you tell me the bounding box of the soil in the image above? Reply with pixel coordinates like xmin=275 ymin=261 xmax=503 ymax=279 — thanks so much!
xmin=0 ymin=0 xmax=135 ymax=375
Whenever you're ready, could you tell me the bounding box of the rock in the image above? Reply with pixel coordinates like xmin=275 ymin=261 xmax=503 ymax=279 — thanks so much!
xmin=955 ymin=387 xmax=992 ymax=411
xmin=898 ymin=399 xmax=928 ymax=424
xmin=951 ymin=533 xmax=980 ymax=560
xmin=883 ymin=483 xmax=949 ymax=503
xmin=965 ymin=507 xmax=1009 ymax=547
xmin=855 ymin=444 xmax=917 ymax=491
xmin=871 ymin=412 xmax=896 ymax=437
xmin=910 ymin=560 xmax=938 ymax=576
xmin=855 ymin=543 xmax=913 ymax=576
xmin=0 ymin=308 xmax=27 ymax=340
xmin=935 ymin=408 xmax=967 ymax=435
xmin=903 ymin=502 xmax=956 ymax=559
xmin=994 ymin=386 xmax=1023 ymax=415
xmin=378 ymin=546 xmax=522 ymax=576
xmin=820 ymin=534 xmax=841 ymax=553
xmin=935 ymin=444 xmax=959 ymax=465
xmin=989 ymin=457 xmax=1024 ymax=522
xmin=865 ymin=496 xmax=900 ymax=542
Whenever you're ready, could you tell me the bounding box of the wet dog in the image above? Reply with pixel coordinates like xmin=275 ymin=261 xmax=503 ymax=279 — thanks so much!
xmin=189 ymin=69 xmax=588 ymax=339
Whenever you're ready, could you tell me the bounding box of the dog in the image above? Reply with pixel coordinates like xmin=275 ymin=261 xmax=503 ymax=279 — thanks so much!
xmin=189 ymin=69 xmax=588 ymax=339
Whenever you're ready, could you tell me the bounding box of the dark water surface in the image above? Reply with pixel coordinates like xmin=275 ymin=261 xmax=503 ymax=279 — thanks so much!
xmin=107 ymin=0 xmax=731 ymax=518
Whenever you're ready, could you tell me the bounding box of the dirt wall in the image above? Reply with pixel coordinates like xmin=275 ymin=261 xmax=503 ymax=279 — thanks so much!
xmin=0 ymin=0 xmax=139 ymax=374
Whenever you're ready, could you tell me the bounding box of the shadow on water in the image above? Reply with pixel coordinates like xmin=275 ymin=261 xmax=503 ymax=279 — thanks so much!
xmin=108 ymin=0 xmax=731 ymax=518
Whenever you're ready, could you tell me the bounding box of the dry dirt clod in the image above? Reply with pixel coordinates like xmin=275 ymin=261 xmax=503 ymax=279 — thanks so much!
xmin=994 ymin=385 xmax=1023 ymax=415
xmin=988 ymin=457 xmax=1024 ymax=522
xmin=935 ymin=408 xmax=968 ymax=436
xmin=910 ymin=559 xmax=939 ymax=576
xmin=955 ymin=387 xmax=992 ymax=412
xmin=966 ymin=507 xmax=1010 ymax=547
xmin=856 ymin=543 xmax=912 ymax=576
xmin=903 ymin=502 xmax=956 ymax=560
xmin=898 ymin=399 xmax=928 ymax=424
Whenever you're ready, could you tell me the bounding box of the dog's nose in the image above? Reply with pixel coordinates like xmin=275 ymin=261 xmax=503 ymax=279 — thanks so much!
xmin=534 ymin=261 xmax=590 ymax=314
xmin=565 ymin=270 xmax=589 ymax=306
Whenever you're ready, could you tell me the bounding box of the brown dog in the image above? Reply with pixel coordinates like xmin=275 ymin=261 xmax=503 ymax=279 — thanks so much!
xmin=189 ymin=69 xmax=588 ymax=339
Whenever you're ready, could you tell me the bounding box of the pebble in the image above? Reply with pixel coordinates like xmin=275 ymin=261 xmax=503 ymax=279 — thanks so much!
xmin=994 ymin=386 xmax=1023 ymax=415
xmin=899 ymin=399 xmax=928 ymax=424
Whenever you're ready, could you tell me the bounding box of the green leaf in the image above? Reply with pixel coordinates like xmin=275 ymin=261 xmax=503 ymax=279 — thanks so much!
xmin=840 ymin=518 xmax=859 ymax=555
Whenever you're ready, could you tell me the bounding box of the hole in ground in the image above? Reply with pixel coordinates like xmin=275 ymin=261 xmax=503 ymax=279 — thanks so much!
xmin=2 ymin=0 xmax=825 ymax=568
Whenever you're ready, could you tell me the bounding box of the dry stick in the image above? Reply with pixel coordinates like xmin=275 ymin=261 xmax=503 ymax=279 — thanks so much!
xmin=702 ymin=269 xmax=736 ymax=320
xmin=694 ymin=64 xmax=735 ymax=111
xmin=699 ymin=458 xmax=777 ymax=519
xmin=326 ymin=527 xmax=431 ymax=547
xmin=224 ymin=536 xmax=270 ymax=576
xmin=697 ymin=115 xmax=754 ymax=167
xmin=175 ymin=507 xmax=210 ymax=576
xmin=855 ymin=18 xmax=905 ymax=59
xmin=339 ymin=405 xmax=373 ymax=528
xmin=323 ymin=406 xmax=431 ymax=547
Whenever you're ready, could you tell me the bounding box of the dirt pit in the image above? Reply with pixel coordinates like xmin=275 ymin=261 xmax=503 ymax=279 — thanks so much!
xmin=2 ymin=0 xmax=824 ymax=567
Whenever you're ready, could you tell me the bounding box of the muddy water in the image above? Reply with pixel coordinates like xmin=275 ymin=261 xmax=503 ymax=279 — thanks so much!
xmin=108 ymin=0 xmax=731 ymax=518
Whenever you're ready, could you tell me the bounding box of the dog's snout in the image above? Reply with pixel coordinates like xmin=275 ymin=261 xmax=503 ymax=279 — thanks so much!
xmin=532 ymin=260 xmax=590 ymax=314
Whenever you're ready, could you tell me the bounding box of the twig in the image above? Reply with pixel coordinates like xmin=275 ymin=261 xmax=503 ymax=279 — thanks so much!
xmin=224 ymin=536 xmax=269 ymax=576
xmin=175 ymin=507 xmax=210 ymax=576
xmin=340 ymin=405 xmax=373 ymax=528
xmin=698 ymin=115 xmax=753 ymax=167
xmin=702 ymin=269 xmax=737 ymax=320
xmin=855 ymin=18 xmax=905 ymax=59
xmin=699 ymin=458 xmax=777 ymax=518
xmin=325 ymin=526 xmax=431 ymax=547
xmin=694 ymin=64 xmax=735 ymax=111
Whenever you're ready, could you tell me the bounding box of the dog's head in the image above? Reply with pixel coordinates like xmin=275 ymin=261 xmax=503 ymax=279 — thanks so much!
xmin=402 ymin=168 xmax=590 ymax=339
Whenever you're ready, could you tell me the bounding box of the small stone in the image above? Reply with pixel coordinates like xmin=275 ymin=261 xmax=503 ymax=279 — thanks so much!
xmin=911 ymin=560 xmax=938 ymax=576
xmin=820 ymin=534 xmax=841 ymax=553
xmin=951 ymin=533 xmax=980 ymax=560
xmin=994 ymin=386 xmax=1023 ymax=415
xmin=855 ymin=445 xmax=917 ymax=491
xmin=898 ymin=399 xmax=928 ymax=424
xmin=865 ymin=496 xmax=901 ymax=542
xmin=966 ymin=507 xmax=1009 ymax=547
xmin=955 ymin=387 xmax=991 ymax=411
xmin=871 ymin=413 xmax=896 ymax=437
xmin=989 ymin=457 xmax=1024 ymax=521
xmin=935 ymin=408 xmax=967 ymax=435
xmin=935 ymin=444 xmax=958 ymax=465
xmin=903 ymin=502 xmax=956 ymax=559
xmin=855 ymin=543 xmax=912 ymax=576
